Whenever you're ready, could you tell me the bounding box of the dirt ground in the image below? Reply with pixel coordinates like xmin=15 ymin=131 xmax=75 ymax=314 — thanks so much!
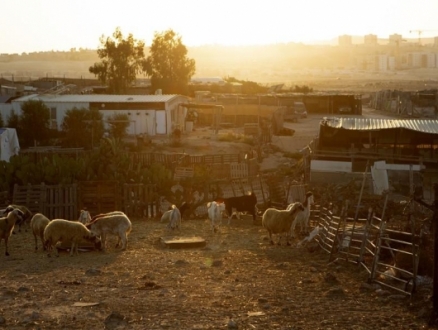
xmin=0 ymin=215 xmax=434 ymax=330
xmin=1 ymin=109 xmax=436 ymax=329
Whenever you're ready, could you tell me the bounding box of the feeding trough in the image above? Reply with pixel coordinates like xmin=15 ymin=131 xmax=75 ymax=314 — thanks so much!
xmin=160 ymin=236 xmax=206 ymax=249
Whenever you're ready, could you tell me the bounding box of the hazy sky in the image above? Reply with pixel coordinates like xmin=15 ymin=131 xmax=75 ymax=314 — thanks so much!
xmin=3 ymin=0 xmax=438 ymax=53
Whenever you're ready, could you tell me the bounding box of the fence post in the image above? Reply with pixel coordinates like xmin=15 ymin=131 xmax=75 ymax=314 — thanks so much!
xmin=358 ymin=207 xmax=374 ymax=265
xmin=369 ymin=218 xmax=386 ymax=283
xmin=328 ymin=206 xmax=344 ymax=262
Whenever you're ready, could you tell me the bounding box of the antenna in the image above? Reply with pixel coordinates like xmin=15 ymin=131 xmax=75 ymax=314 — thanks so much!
xmin=409 ymin=29 xmax=438 ymax=45
xmin=409 ymin=30 xmax=423 ymax=45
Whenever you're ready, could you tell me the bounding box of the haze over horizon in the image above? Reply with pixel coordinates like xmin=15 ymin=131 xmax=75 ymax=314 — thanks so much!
xmin=3 ymin=0 xmax=438 ymax=54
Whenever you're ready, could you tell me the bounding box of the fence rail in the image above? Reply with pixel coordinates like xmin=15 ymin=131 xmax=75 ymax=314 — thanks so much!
xmin=10 ymin=177 xmax=305 ymax=221
xmin=314 ymin=206 xmax=421 ymax=297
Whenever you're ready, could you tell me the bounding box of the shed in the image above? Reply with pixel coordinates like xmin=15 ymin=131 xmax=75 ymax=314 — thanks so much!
xmin=10 ymin=94 xmax=190 ymax=136
xmin=309 ymin=117 xmax=438 ymax=199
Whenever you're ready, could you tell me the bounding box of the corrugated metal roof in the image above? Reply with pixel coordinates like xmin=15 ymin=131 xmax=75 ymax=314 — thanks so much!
xmin=0 ymin=95 xmax=13 ymax=103
xmin=322 ymin=117 xmax=438 ymax=134
xmin=13 ymin=94 xmax=182 ymax=103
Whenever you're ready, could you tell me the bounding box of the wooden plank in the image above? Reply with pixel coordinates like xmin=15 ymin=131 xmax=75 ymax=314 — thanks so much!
xmin=244 ymin=123 xmax=260 ymax=135
xmin=12 ymin=183 xmax=46 ymax=214
xmin=211 ymin=163 xmax=230 ymax=179
xmin=78 ymin=181 xmax=120 ymax=216
xmin=160 ymin=236 xmax=206 ymax=249
xmin=123 ymin=183 xmax=158 ymax=219
xmin=230 ymin=163 xmax=248 ymax=178
xmin=43 ymin=184 xmax=77 ymax=220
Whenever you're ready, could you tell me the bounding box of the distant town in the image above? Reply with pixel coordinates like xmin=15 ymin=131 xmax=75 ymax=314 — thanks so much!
xmin=1 ymin=33 xmax=438 ymax=87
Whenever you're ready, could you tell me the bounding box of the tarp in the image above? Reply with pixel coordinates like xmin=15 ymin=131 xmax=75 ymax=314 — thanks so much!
xmin=0 ymin=128 xmax=20 ymax=162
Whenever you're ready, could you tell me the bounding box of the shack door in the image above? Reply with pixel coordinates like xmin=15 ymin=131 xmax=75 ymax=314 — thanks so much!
xmin=156 ymin=110 xmax=166 ymax=134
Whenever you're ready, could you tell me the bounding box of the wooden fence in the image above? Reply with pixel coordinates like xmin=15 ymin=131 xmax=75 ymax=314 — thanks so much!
xmin=78 ymin=181 xmax=121 ymax=216
xmin=12 ymin=183 xmax=77 ymax=220
xmin=123 ymin=183 xmax=160 ymax=219
xmin=9 ymin=176 xmax=300 ymax=220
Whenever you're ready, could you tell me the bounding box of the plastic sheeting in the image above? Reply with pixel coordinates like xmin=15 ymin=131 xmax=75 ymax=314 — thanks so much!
xmin=0 ymin=128 xmax=20 ymax=162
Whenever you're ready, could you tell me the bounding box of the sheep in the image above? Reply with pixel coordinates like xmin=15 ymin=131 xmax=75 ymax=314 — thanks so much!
xmin=160 ymin=202 xmax=190 ymax=223
xmin=44 ymin=219 xmax=101 ymax=257
xmin=90 ymin=211 xmax=125 ymax=222
xmin=30 ymin=213 xmax=51 ymax=251
xmin=161 ymin=205 xmax=181 ymax=231
xmin=297 ymin=226 xmax=321 ymax=247
xmin=2 ymin=204 xmax=33 ymax=234
xmin=86 ymin=212 xmax=132 ymax=251
xmin=161 ymin=209 xmax=172 ymax=223
xmin=207 ymin=201 xmax=226 ymax=233
xmin=262 ymin=202 xmax=304 ymax=246
xmin=290 ymin=191 xmax=314 ymax=238
xmin=0 ymin=209 xmax=25 ymax=256
xmin=78 ymin=209 xmax=91 ymax=224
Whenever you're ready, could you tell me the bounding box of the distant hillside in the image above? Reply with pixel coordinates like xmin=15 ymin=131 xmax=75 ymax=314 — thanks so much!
xmin=1 ymin=41 xmax=437 ymax=88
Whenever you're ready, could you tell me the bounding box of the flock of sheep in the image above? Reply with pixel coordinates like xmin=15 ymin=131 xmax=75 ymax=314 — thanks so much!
xmin=0 ymin=191 xmax=314 ymax=257
xmin=0 ymin=205 xmax=132 ymax=257
xmin=161 ymin=191 xmax=315 ymax=246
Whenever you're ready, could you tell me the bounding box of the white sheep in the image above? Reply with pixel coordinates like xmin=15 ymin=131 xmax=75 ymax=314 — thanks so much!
xmin=0 ymin=209 xmax=25 ymax=256
xmin=78 ymin=209 xmax=91 ymax=224
xmin=207 ymin=201 xmax=225 ymax=233
xmin=161 ymin=209 xmax=172 ymax=223
xmin=2 ymin=204 xmax=33 ymax=234
xmin=86 ymin=212 xmax=132 ymax=251
xmin=161 ymin=205 xmax=181 ymax=231
xmin=30 ymin=213 xmax=51 ymax=251
xmin=43 ymin=219 xmax=101 ymax=257
xmin=290 ymin=192 xmax=314 ymax=238
xmin=297 ymin=226 xmax=321 ymax=247
xmin=262 ymin=202 xmax=304 ymax=246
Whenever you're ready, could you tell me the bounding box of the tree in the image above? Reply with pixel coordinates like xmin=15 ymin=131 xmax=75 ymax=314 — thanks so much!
xmin=61 ymin=107 xmax=104 ymax=149
xmin=224 ymin=76 xmax=268 ymax=94
xmin=19 ymin=100 xmax=51 ymax=147
xmin=6 ymin=110 xmax=19 ymax=128
xmin=89 ymin=27 xmax=147 ymax=94
xmin=144 ymin=29 xmax=196 ymax=95
xmin=106 ymin=113 xmax=129 ymax=140
xmin=291 ymin=85 xmax=313 ymax=94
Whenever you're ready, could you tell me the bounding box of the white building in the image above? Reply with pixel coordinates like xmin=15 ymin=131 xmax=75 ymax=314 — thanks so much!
xmin=388 ymin=56 xmax=396 ymax=71
xmin=375 ymin=54 xmax=389 ymax=71
xmin=364 ymin=34 xmax=378 ymax=46
xmin=338 ymin=35 xmax=352 ymax=46
xmin=426 ymin=53 xmax=436 ymax=68
xmin=389 ymin=34 xmax=403 ymax=46
xmin=408 ymin=52 xmax=423 ymax=68
xmin=190 ymin=77 xmax=225 ymax=85
xmin=10 ymin=94 xmax=190 ymax=136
